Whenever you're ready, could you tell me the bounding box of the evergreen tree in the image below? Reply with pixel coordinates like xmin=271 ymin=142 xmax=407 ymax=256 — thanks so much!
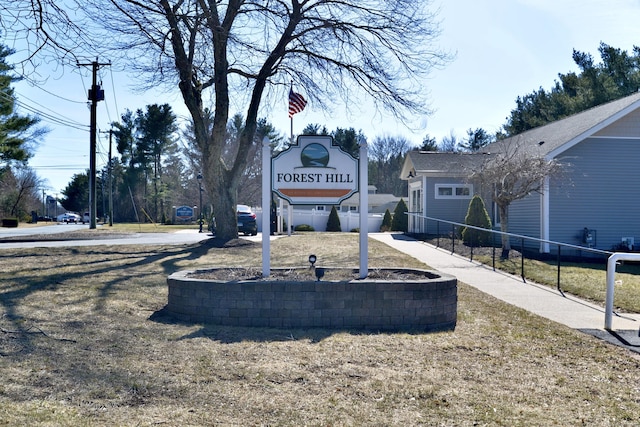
xmin=419 ymin=134 xmax=438 ymax=151
xmin=380 ymin=208 xmax=392 ymax=232
xmin=391 ymin=199 xmax=408 ymax=232
xmin=460 ymin=128 xmax=494 ymax=152
xmin=0 ymin=43 xmax=40 ymax=165
xmin=503 ymin=42 xmax=640 ymax=136
xmin=112 ymin=104 xmax=178 ymax=222
xmin=461 ymin=195 xmax=492 ymax=247
xmin=326 ymin=206 xmax=342 ymax=231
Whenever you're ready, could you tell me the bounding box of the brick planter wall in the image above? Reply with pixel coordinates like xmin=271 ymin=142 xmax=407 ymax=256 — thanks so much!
xmin=166 ymin=268 xmax=457 ymax=332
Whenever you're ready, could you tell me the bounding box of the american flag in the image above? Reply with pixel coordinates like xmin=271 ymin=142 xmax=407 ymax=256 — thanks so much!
xmin=288 ymin=88 xmax=307 ymax=118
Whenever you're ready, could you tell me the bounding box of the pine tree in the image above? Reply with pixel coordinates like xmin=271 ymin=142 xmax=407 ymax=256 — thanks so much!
xmin=380 ymin=208 xmax=392 ymax=232
xmin=461 ymin=195 xmax=492 ymax=247
xmin=391 ymin=199 xmax=408 ymax=232
xmin=0 ymin=44 xmax=40 ymax=165
xmin=326 ymin=206 xmax=342 ymax=231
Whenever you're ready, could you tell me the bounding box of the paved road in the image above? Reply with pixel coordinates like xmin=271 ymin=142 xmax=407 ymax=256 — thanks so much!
xmin=0 ymin=225 xmax=215 ymax=248
xmin=0 ymin=223 xmax=90 ymax=237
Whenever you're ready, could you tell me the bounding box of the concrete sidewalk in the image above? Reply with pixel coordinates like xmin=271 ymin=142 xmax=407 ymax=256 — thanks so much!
xmin=370 ymin=232 xmax=640 ymax=354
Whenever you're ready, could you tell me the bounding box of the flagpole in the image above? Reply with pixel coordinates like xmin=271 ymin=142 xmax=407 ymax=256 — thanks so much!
xmin=289 ymin=81 xmax=294 ymax=145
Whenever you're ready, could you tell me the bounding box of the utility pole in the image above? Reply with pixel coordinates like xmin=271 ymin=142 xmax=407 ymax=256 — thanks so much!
xmin=108 ymin=129 xmax=114 ymax=226
xmin=78 ymin=58 xmax=110 ymax=229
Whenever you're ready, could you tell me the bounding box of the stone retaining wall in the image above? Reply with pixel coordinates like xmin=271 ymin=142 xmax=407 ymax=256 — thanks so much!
xmin=166 ymin=268 xmax=457 ymax=332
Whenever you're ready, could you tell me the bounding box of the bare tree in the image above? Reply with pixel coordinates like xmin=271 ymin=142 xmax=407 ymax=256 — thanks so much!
xmin=468 ymin=141 xmax=564 ymax=258
xmin=0 ymin=165 xmax=43 ymax=218
xmin=369 ymin=135 xmax=412 ymax=195
xmin=3 ymin=0 xmax=450 ymax=240
xmin=440 ymin=130 xmax=459 ymax=152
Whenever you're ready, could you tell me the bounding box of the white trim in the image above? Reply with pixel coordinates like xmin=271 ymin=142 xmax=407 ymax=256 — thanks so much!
xmin=584 ymin=135 xmax=640 ymax=139
xmin=540 ymin=177 xmax=550 ymax=253
xmin=434 ymin=183 xmax=473 ymax=199
xmin=547 ymin=100 xmax=640 ymax=158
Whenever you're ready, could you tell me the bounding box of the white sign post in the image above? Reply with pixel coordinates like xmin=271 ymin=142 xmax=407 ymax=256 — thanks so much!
xmin=262 ymin=137 xmax=271 ymax=277
xmin=359 ymin=142 xmax=368 ymax=278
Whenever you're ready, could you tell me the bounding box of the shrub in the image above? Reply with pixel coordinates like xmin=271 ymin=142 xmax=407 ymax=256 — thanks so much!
xmin=461 ymin=195 xmax=492 ymax=247
xmin=380 ymin=209 xmax=392 ymax=232
xmin=1 ymin=218 xmax=18 ymax=228
xmin=326 ymin=206 xmax=342 ymax=232
xmin=294 ymin=224 xmax=315 ymax=232
xmin=390 ymin=199 xmax=408 ymax=232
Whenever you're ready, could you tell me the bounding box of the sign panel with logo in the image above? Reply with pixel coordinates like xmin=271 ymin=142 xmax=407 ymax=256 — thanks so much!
xmin=176 ymin=205 xmax=195 ymax=220
xmin=272 ymin=135 xmax=358 ymax=205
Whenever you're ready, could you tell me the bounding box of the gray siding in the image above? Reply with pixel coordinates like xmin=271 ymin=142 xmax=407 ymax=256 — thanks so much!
xmin=507 ymin=194 xmax=541 ymax=251
xmin=424 ymin=177 xmax=473 ymax=234
xmin=550 ymin=137 xmax=640 ymax=252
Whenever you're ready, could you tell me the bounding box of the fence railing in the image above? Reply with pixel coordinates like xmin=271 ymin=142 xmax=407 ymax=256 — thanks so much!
xmin=406 ymin=212 xmax=612 ymax=293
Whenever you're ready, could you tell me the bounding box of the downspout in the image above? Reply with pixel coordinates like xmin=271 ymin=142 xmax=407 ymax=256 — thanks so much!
xmin=540 ymin=176 xmax=550 ymax=253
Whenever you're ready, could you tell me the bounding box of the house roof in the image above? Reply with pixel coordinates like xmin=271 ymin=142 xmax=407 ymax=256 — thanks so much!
xmin=481 ymin=91 xmax=640 ymax=158
xmin=401 ymin=91 xmax=640 ymax=180
xmin=401 ymin=151 xmax=485 ymax=179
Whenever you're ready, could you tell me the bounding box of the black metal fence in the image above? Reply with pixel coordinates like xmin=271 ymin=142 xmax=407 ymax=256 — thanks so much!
xmin=406 ymin=212 xmax=613 ymax=293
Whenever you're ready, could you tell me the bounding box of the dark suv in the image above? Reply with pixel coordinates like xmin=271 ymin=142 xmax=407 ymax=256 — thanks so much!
xmin=236 ymin=204 xmax=258 ymax=236
xmin=208 ymin=204 xmax=258 ymax=236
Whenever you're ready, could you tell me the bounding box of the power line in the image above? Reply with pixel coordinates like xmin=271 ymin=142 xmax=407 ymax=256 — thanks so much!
xmin=16 ymin=74 xmax=87 ymax=104
xmin=0 ymin=91 xmax=89 ymax=131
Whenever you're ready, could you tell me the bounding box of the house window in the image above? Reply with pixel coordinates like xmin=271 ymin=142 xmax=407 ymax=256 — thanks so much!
xmin=315 ymin=206 xmax=325 ymax=211
xmin=412 ymin=188 xmax=422 ymax=213
xmin=435 ymin=184 xmax=473 ymax=199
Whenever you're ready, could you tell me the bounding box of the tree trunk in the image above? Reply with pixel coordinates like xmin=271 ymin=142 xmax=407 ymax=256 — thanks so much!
xmin=498 ymin=204 xmax=511 ymax=259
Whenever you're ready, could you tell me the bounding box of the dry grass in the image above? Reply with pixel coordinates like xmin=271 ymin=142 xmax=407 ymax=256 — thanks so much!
xmin=1 ymin=233 xmax=640 ymax=426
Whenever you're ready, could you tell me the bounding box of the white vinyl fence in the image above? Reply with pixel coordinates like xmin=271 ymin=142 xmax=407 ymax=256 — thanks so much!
xmin=255 ymin=208 xmax=384 ymax=233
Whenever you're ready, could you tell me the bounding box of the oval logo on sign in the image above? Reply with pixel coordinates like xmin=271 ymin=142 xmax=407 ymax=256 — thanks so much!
xmin=301 ymin=143 xmax=329 ymax=167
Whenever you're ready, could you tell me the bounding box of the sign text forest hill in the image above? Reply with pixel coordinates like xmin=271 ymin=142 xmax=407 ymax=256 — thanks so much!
xmin=275 ymin=172 xmax=354 ymax=184
xmin=271 ymin=135 xmax=359 ymax=205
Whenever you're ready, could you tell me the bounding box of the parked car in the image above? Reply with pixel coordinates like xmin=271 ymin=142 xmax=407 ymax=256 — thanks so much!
xmin=81 ymin=212 xmax=97 ymax=224
xmin=207 ymin=205 xmax=258 ymax=236
xmin=237 ymin=204 xmax=258 ymax=236
xmin=57 ymin=212 xmax=81 ymax=223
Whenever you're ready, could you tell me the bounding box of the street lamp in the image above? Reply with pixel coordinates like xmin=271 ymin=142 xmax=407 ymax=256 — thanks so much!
xmin=197 ymin=173 xmax=203 ymax=233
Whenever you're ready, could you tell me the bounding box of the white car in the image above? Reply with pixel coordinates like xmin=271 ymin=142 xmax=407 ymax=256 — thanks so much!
xmin=57 ymin=212 xmax=81 ymax=223
xmin=82 ymin=212 xmax=96 ymax=224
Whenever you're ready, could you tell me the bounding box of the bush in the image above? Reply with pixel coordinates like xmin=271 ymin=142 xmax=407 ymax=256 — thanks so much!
xmin=326 ymin=206 xmax=342 ymax=232
xmin=461 ymin=195 xmax=492 ymax=247
xmin=294 ymin=224 xmax=315 ymax=232
xmin=380 ymin=209 xmax=392 ymax=232
xmin=391 ymin=199 xmax=408 ymax=232
xmin=1 ymin=218 xmax=18 ymax=228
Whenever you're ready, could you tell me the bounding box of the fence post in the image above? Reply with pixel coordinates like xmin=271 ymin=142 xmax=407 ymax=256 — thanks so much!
xmin=520 ymin=237 xmax=526 ymax=282
xmin=451 ymin=224 xmax=455 ymax=254
xmin=557 ymin=245 xmax=561 ymax=292
xmin=492 ymin=231 xmax=496 ymax=271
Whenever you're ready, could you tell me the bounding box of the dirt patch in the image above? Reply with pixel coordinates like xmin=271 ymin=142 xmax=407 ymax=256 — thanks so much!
xmin=188 ymin=267 xmax=436 ymax=281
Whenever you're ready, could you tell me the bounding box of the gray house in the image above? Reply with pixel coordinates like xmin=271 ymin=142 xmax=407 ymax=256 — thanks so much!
xmin=402 ymin=91 xmax=640 ymax=254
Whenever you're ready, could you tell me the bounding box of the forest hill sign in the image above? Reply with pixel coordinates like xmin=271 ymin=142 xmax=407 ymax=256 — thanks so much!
xmin=261 ymin=134 xmax=368 ymax=278
xmin=272 ymin=135 xmax=358 ymax=205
